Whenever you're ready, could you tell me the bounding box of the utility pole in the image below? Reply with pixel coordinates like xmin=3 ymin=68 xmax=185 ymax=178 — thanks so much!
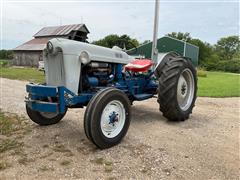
xmin=151 ymin=0 xmax=160 ymax=67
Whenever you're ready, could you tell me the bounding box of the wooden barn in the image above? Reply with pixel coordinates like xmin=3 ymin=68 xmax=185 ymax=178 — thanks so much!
xmin=13 ymin=24 xmax=89 ymax=67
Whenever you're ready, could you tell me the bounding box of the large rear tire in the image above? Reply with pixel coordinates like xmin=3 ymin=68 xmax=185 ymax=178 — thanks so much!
xmin=158 ymin=56 xmax=197 ymax=121
xmin=26 ymin=105 xmax=67 ymax=126
xmin=84 ymin=88 xmax=131 ymax=149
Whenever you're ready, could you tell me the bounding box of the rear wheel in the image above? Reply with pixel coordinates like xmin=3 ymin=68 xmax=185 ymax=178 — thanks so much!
xmin=158 ymin=56 xmax=197 ymax=121
xmin=26 ymin=105 xmax=67 ymax=125
xmin=84 ymin=88 xmax=131 ymax=149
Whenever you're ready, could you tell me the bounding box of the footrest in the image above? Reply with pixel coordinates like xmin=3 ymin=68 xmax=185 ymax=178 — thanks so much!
xmin=133 ymin=94 xmax=153 ymax=101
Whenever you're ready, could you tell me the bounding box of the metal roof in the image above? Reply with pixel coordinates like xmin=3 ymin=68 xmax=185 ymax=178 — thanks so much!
xmin=33 ymin=24 xmax=89 ymax=37
xmin=13 ymin=38 xmax=51 ymax=51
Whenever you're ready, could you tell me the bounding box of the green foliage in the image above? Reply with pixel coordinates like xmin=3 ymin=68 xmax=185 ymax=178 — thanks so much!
xmin=0 ymin=59 xmax=11 ymax=67
xmin=215 ymin=36 xmax=240 ymax=60
xmin=167 ymin=32 xmax=240 ymax=73
xmin=0 ymin=50 xmax=13 ymax=59
xmin=197 ymin=68 xmax=207 ymax=77
xmin=92 ymin=34 xmax=139 ymax=50
xmin=141 ymin=40 xmax=151 ymax=45
xmin=203 ymin=54 xmax=240 ymax=73
xmin=198 ymin=72 xmax=240 ymax=97
xmin=167 ymin=32 xmax=192 ymax=42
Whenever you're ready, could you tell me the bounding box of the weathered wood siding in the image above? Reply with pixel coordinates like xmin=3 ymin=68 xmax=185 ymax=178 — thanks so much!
xmin=13 ymin=51 xmax=43 ymax=67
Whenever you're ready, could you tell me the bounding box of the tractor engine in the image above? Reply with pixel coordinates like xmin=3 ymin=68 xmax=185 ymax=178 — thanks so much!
xmin=81 ymin=62 xmax=114 ymax=91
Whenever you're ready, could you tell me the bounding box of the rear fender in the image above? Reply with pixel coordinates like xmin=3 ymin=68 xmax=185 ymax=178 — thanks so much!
xmin=154 ymin=52 xmax=179 ymax=79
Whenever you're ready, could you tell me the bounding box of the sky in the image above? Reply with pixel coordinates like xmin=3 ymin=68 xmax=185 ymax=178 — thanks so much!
xmin=0 ymin=0 xmax=239 ymax=49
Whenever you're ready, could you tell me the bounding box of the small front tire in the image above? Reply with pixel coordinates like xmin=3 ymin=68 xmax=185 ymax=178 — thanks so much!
xmin=26 ymin=105 xmax=67 ymax=126
xmin=84 ymin=88 xmax=131 ymax=149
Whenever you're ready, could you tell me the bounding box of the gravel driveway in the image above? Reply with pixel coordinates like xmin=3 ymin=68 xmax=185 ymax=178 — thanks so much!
xmin=0 ymin=77 xmax=239 ymax=179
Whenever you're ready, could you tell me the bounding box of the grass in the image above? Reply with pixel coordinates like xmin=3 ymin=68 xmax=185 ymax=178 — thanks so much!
xmin=0 ymin=139 xmax=23 ymax=153
xmin=0 ymin=110 xmax=27 ymax=156
xmin=0 ymin=66 xmax=44 ymax=83
xmin=0 ymin=111 xmax=30 ymax=137
xmin=0 ymin=112 xmax=25 ymax=136
xmin=198 ymin=71 xmax=240 ymax=97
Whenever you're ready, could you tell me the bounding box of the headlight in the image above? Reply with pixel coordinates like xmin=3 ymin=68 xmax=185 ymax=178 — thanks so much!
xmin=46 ymin=41 xmax=54 ymax=53
xmin=80 ymin=51 xmax=90 ymax=64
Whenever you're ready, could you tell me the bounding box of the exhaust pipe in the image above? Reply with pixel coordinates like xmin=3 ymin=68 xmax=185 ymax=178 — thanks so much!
xmin=151 ymin=0 xmax=160 ymax=69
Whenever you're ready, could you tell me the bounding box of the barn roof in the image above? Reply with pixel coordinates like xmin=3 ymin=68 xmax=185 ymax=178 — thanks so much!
xmin=13 ymin=38 xmax=51 ymax=51
xmin=14 ymin=24 xmax=90 ymax=51
xmin=34 ymin=24 xmax=89 ymax=37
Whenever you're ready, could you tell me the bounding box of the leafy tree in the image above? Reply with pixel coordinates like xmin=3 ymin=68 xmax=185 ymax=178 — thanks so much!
xmin=141 ymin=40 xmax=151 ymax=45
xmin=167 ymin=32 xmax=192 ymax=42
xmin=189 ymin=39 xmax=213 ymax=66
xmin=215 ymin=35 xmax=240 ymax=60
xmin=0 ymin=50 xmax=14 ymax=59
xmin=92 ymin=34 xmax=139 ymax=50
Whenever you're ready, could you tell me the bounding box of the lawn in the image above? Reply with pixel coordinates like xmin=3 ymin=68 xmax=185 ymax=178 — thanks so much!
xmin=0 ymin=60 xmax=45 ymax=83
xmin=0 ymin=63 xmax=239 ymax=97
xmin=198 ymin=71 xmax=240 ymax=97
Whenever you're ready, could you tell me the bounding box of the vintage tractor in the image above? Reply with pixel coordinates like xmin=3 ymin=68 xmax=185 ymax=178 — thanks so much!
xmin=25 ymin=37 xmax=197 ymax=149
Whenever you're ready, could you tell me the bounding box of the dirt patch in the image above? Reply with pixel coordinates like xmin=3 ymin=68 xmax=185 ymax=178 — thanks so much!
xmin=0 ymin=78 xmax=239 ymax=179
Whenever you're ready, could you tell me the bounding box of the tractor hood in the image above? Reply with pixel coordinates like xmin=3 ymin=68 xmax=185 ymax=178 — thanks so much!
xmin=43 ymin=38 xmax=133 ymax=94
xmin=46 ymin=38 xmax=133 ymax=64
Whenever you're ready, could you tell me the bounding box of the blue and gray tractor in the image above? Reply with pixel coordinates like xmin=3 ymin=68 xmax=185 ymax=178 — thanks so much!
xmin=25 ymin=37 xmax=198 ymax=149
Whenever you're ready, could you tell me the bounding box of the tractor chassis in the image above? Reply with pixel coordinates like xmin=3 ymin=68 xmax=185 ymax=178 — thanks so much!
xmin=25 ymin=65 xmax=158 ymax=114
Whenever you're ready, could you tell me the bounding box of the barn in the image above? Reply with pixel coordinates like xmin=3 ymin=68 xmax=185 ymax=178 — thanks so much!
xmin=127 ymin=36 xmax=199 ymax=66
xmin=13 ymin=24 xmax=89 ymax=67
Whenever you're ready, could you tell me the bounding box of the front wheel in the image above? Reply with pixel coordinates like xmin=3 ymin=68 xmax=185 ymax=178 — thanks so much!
xmin=84 ymin=88 xmax=131 ymax=149
xmin=158 ymin=56 xmax=197 ymax=121
xmin=26 ymin=105 xmax=67 ymax=125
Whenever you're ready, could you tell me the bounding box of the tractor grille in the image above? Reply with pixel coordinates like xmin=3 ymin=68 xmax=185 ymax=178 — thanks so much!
xmin=45 ymin=52 xmax=66 ymax=87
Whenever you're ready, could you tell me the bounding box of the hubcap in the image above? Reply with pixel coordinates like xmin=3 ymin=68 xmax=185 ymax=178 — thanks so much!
xmin=100 ymin=100 xmax=126 ymax=138
xmin=177 ymin=68 xmax=195 ymax=111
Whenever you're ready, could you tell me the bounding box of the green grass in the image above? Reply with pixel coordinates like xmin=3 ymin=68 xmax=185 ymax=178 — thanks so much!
xmin=198 ymin=71 xmax=240 ymax=97
xmin=0 ymin=66 xmax=44 ymax=83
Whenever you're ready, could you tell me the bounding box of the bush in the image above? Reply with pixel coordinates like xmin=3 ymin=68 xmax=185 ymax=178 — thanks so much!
xmin=197 ymin=68 xmax=207 ymax=77
xmin=203 ymin=54 xmax=240 ymax=73
xmin=0 ymin=60 xmax=11 ymax=67
xmin=217 ymin=59 xmax=240 ymax=73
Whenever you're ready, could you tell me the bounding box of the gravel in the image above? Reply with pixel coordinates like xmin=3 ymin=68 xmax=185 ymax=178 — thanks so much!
xmin=0 ymin=77 xmax=239 ymax=179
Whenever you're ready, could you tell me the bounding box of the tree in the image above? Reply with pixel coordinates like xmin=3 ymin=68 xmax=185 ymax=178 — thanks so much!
xmin=167 ymin=32 xmax=192 ymax=42
xmin=92 ymin=34 xmax=139 ymax=50
xmin=141 ymin=40 xmax=151 ymax=45
xmin=189 ymin=39 xmax=213 ymax=66
xmin=0 ymin=50 xmax=14 ymax=59
xmin=215 ymin=35 xmax=240 ymax=60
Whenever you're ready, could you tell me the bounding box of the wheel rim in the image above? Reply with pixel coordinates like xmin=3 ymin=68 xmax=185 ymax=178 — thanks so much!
xmin=100 ymin=100 xmax=126 ymax=138
xmin=39 ymin=112 xmax=58 ymax=119
xmin=177 ymin=68 xmax=195 ymax=111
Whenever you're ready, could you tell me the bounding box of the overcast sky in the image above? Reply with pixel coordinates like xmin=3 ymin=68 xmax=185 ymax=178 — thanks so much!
xmin=0 ymin=0 xmax=239 ymax=49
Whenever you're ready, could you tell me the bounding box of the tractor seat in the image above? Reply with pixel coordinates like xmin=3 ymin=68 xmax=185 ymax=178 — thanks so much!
xmin=125 ymin=59 xmax=153 ymax=72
